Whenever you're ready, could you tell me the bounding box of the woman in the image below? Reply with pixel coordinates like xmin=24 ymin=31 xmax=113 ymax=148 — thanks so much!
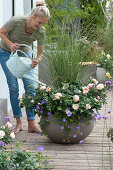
xmin=0 ymin=0 xmax=50 ymax=134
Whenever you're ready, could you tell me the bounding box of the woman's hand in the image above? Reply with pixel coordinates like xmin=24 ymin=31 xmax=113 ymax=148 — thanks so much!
xmin=10 ymin=43 xmax=19 ymax=51
xmin=32 ymin=56 xmax=43 ymax=68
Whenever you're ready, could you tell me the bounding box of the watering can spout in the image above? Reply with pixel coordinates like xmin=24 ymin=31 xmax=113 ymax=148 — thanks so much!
xmin=23 ymin=74 xmax=46 ymax=86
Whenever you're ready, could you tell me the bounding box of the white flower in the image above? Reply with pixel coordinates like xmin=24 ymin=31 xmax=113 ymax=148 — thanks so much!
xmin=54 ymin=93 xmax=62 ymax=99
xmin=0 ymin=130 xmax=5 ymax=138
xmin=73 ymin=95 xmax=79 ymax=102
xmin=86 ymin=104 xmax=91 ymax=109
xmin=72 ymin=104 xmax=79 ymax=110
xmin=1 ymin=126 xmax=5 ymax=129
xmin=10 ymin=132 xmax=15 ymax=139
xmin=83 ymin=86 xmax=89 ymax=94
xmin=96 ymin=84 xmax=104 ymax=90
xmin=106 ymin=54 xmax=110 ymax=59
xmin=92 ymin=78 xmax=98 ymax=85
xmin=40 ymin=86 xmax=46 ymax=90
xmin=5 ymin=122 xmax=12 ymax=128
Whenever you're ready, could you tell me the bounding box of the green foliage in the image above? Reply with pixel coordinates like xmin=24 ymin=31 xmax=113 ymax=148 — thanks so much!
xmin=97 ymin=21 xmax=113 ymax=56
xmin=43 ymin=18 xmax=92 ymax=88
xmin=20 ymin=78 xmax=107 ymax=133
xmin=0 ymin=147 xmax=54 ymax=170
xmin=45 ymin=0 xmax=107 ymax=41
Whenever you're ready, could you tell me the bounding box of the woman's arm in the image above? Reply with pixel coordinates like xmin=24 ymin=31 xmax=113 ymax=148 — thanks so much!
xmin=32 ymin=44 xmax=44 ymax=68
xmin=0 ymin=26 xmax=19 ymax=51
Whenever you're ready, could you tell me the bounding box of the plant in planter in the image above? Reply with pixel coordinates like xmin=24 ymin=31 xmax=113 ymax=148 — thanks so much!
xmin=96 ymin=51 xmax=113 ymax=83
xmin=20 ymin=78 xmax=107 ymax=143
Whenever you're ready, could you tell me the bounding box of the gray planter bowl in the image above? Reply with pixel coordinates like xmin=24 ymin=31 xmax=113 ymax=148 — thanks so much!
xmin=40 ymin=117 xmax=94 ymax=144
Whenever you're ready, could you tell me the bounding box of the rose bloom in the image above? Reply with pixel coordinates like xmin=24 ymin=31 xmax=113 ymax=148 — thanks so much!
xmin=94 ymin=98 xmax=98 ymax=103
xmin=46 ymin=87 xmax=51 ymax=92
xmin=83 ymin=86 xmax=89 ymax=94
xmin=5 ymin=122 xmax=12 ymax=128
xmin=86 ymin=104 xmax=91 ymax=109
xmin=54 ymin=93 xmax=62 ymax=99
xmin=73 ymin=95 xmax=79 ymax=102
xmin=92 ymin=78 xmax=98 ymax=85
xmin=87 ymin=83 xmax=95 ymax=88
xmin=72 ymin=104 xmax=79 ymax=110
xmin=96 ymin=84 xmax=104 ymax=90
xmin=10 ymin=132 xmax=15 ymax=139
xmin=0 ymin=130 xmax=5 ymax=138
xmin=40 ymin=85 xmax=46 ymax=90
xmin=97 ymin=96 xmax=101 ymax=100
xmin=78 ymin=90 xmax=81 ymax=94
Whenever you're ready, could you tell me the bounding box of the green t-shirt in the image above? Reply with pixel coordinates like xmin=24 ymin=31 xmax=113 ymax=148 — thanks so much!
xmin=0 ymin=16 xmax=46 ymax=52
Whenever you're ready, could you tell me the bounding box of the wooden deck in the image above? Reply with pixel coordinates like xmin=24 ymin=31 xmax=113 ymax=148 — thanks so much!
xmin=7 ymin=91 xmax=113 ymax=170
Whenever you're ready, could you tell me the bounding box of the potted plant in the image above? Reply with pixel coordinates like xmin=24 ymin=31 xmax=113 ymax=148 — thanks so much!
xmin=96 ymin=51 xmax=113 ymax=83
xmin=20 ymin=77 xmax=107 ymax=144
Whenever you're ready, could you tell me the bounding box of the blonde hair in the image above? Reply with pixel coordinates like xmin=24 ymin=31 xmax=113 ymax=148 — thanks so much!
xmin=31 ymin=0 xmax=50 ymax=19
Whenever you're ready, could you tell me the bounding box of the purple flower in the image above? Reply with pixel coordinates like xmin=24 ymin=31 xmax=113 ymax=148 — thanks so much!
xmin=66 ymin=111 xmax=72 ymax=117
xmin=93 ymin=117 xmax=97 ymax=121
xmin=105 ymin=81 xmax=111 ymax=84
xmin=97 ymin=116 xmax=101 ymax=120
xmin=80 ymin=132 xmax=82 ymax=136
xmin=48 ymin=112 xmax=51 ymax=116
xmin=34 ymin=140 xmax=37 ymax=144
xmin=76 ymin=126 xmax=79 ymax=130
xmin=65 ymin=108 xmax=70 ymax=113
xmin=38 ymin=133 xmax=41 ymax=137
xmin=73 ymin=134 xmax=77 ymax=138
xmin=0 ymin=140 xmax=4 ymax=147
xmin=61 ymin=126 xmax=64 ymax=130
xmin=37 ymin=146 xmax=44 ymax=152
xmin=79 ymin=140 xmax=84 ymax=143
xmin=36 ymin=105 xmax=40 ymax=110
xmin=107 ymin=110 xmax=111 ymax=113
xmin=41 ymin=100 xmax=47 ymax=104
xmin=5 ymin=117 xmax=11 ymax=122
xmin=102 ymin=115 xmax=108 ymax=119
xmin=62 ymin=118 xmax=66 ymax=122
xmin=40 ymin=110 xmax=43 ymax=114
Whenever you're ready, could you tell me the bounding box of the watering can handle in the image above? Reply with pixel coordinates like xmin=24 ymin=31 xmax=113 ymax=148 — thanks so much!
xmin=10 ymin=44 xmax=35 ymax=59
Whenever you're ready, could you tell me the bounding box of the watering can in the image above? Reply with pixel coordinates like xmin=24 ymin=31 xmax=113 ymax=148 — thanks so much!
xmin=6 ymin=44 xmax=46 ymax=86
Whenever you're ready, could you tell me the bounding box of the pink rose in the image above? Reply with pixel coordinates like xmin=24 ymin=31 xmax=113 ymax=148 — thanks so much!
xmin=46 ymin=87 xmax=51 ymax=92
xmin=73 ymin=95 xmax=79 ymax=102
xmin=86 ymin=104 xmax=91 ymax=109
xmin=83 ymin=86 xmax=89 ymax=94
xmin=54 ymin=93 xmax=62 ymax=99
xmin=94 ymin=98 xmax=98 ymax=103
xmin=97 ymin=96 xmax=101 ymax=100
xmin=40 ymin=86 xmax=46 ymax=90
xmin=87 ymin=83 xmax=95 ymax=88
xmin=78 ymin=90 xmax=81 ymax=94
xmin=92 ymin=78 xmax=98 ymax=84
xmin=96 ymin=84 xmax=104 ymax=90
xmin=72 ymin=104 xmax=79 ymax=110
